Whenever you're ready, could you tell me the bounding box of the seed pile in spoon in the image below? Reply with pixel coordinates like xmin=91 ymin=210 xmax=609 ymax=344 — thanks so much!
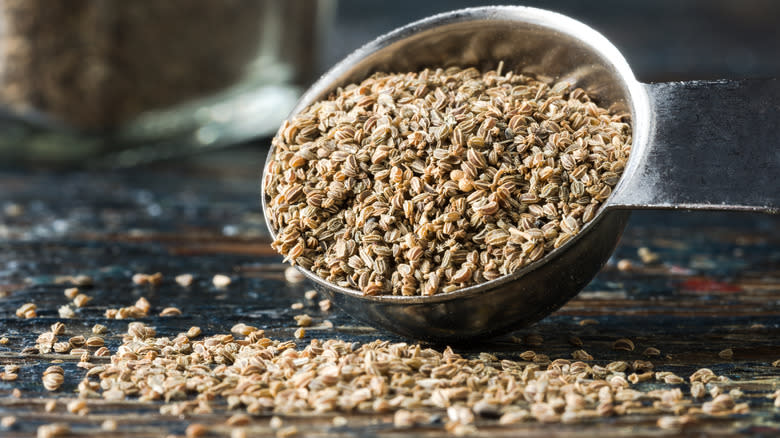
xmin=265 ymin=65 xmax=631 ymax=296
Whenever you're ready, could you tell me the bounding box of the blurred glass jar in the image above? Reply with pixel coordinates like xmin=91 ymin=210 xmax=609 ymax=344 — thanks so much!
xmin=0 ymin=0 xmax=334 ymax=166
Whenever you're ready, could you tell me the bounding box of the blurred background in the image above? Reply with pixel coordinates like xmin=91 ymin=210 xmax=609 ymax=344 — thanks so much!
xmin=0 ymin=0 xmax=777 ymax=168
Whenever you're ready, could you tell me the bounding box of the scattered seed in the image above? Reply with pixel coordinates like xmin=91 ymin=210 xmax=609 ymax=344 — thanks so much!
xmin=37 ymin=423 xmax=69 ymax=438
xmin=58 ymin=305 xmax=75 ymax=318
xmin=318 ymin=299 xmax=332 ymax=312
xmin=568 ymin=336 xmax=583 ymax=347
xmin=101 ymin=420 xmax=118 ymax=431
xmin=15 ymin=303 xmax=36 ymax=318
xmin=643 ymin=347 xmax=661 ymax=357
xmin=213 ymin=274 xmax=232 ymax=288
xmin=718 ymin=348 xmax=734 ymax=360
xmin=613 ymin=338 xmax=635 ymax=352
xmin=185 ymin=423 xmax=208 ymax=438
xmin=616 ymin=259 xmax=633 ymax=271
xmin=64 ymin=287 xmax=79 ymax=300
xmin=304 ymin=290 xmax=318 ymax=300
xmin=284 ymin=267 xmax=305 ymax=284
xmin=571 ymin=349 xmax=593 ymax=361
xmin=294 ymin=314 xmax=312 ymax=327
xmin=226 ymin=414 xmax=251 ymax=426
xmin=92 ymin=324 xmax=107 ymax=334
xmin=290 ymin=302 xmax=304 ymax=310
xmin=160 ymin=307 xmax=182 ymax=316
xmin=67 ymin=399 xmax=89 ymax=415
xmin=637 ymin=247 xmax=661 ymax=265
xmin=269 ymin=416 xmax=283 ymax=429
xmin=186 ymin=326 xmax=202 ymax=338
xmin=73 ymin=293 xmax=92 ymax=308
xmin=332 ymin=416 xmax=348 ymax=427
xmin=175 ymin=274 xmax=194 ymax=287
xmin=294 ymin=328 xmax=306 ymax=339
xmin=1 ymin=416 xmax=16 ymax=428
xmin=276 ymin=426 xmax=298 ymax=438
xmin=579 ymin=319 xmax=599 ymax=326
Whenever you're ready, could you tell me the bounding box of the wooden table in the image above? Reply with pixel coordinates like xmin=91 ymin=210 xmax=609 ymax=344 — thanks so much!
xmin=0 ymin=149 xmax=778 ymax=437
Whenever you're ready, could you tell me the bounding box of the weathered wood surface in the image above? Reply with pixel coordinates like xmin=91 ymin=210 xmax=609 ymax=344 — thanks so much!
xmin=0 ymin=152 xmax=778 ymax=437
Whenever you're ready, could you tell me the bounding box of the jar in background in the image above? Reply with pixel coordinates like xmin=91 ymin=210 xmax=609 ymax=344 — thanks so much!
xmin=0 ymin=0 xmax=334 ymax=166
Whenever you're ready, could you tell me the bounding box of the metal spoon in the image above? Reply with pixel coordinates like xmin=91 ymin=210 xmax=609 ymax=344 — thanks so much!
xmin=261 ymin=6 xmax=780 ymax=342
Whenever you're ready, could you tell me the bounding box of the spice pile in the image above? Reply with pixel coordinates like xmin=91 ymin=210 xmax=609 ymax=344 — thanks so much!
xmin=3 ymin=271 xmax=780 ymax=437
xmin=265 ymin=65 xmax=631 ymax=296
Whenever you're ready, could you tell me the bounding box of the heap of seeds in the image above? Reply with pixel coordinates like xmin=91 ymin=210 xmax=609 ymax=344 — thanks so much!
xmin=265 ymin=65 xmax=631 ymax=296
xmin=73 ymin=321 xmax=750 ymax=433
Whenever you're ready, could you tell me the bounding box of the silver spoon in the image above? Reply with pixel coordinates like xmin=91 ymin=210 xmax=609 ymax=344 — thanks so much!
xmin=261 ymin=6 xmax=780 ymax=342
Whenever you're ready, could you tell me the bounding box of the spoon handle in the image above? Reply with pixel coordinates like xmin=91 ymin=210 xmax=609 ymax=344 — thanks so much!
xmin=608 ymin=79 xmax=779 ymax=214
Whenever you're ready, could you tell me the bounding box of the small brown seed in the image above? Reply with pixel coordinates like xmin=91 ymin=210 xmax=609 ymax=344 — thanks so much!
xmin=612 ymin=338 xmax=635 ymax=352
xmin=73 ymin=293 xmax=92 ymax=308
xmin=304 ymin=290 xmax=318 ymax=300
xmin=294 ymin=314 xmax=312 ymax=327
xmin=15 ymin=303 xmax=36 ymax=318
xmin=718 ymin=348 xmax=734 ymax=360
xmin=37 ymin=423 xmax=70 ymax=438
xmin=85 ymin=337 xmax=104 ymax=348
xmin=616 ymin=259 xmax=633 ymax=271
xmin=643 ymin=347 xmax=660 ymax=356
xmin=318 ymin=299 xmax=332 ymax=311
xmin=294 ymin=328 xmax=306 ymax=339
xmin=185 ymin=423 xmax=208 ymax=438
xmin=50 ymin=322 xmax=66 ymax=335
xmin=64 ymin=287 xmax=80 ymax=299
xmin=159 ymin=307 xmax=182 ymax=316
xmin=92 ymin=324 xmax=107 ymax=334
xmin=44 ymin=400 xmax=57 ymax=412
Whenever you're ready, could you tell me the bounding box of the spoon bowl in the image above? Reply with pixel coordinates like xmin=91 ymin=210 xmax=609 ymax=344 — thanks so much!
xmin=262 ymin=6 xmax=779 ymax=342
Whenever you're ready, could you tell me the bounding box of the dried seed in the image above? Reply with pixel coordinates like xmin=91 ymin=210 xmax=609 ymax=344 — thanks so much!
xmin=637 ymin=247 xmax=660 ymax=265
xmin=294 ymin=314 xmax=312 ymax=327
xmin=64 ymin=288 xmax=79 ymax=300
xmin=15 ymin=303 xmax=36 ymax=318
xmin=284 ymin=267 xmax=305 ymax=283
xmin=73 ymin=293 xmax=92 ymax=308
xmin=37 ymin=423 xmax=69 ymax=438
xmin=266 ymin=66 xmax=631 ymax=296
xmin=92 ymin=324 xmax=107 ymax=334
xmin=718 ymin=348 xmax=734 ymax=360
xmin=318 ymin=299 xmax=332 ymax=311
xmin=58 ymin=305 xmax=75 ymax=318
xmin=213 ymin=274 xmax=232 ymax=288
xmin=294 ymin=328 xmax=306 ymax=339
xmin=304 ymin=290 xmax=318 ymax=300
xmin=290 ymin=302 xmax=304 ymax=310
xmin=44 ymin=400 xmax=56 ymax=413
xmin=50 ymin=322 xmax=66 ymax=335
xmin=612 ymin=338 xmax=635 ymax=352
xmin=616 ymin=259 xmax=633 ymax=271
xmin=643 ymin=347 xmax=660 ymax=357
xmin=175 ymin=274 xmax=194 ymax=287
xmin=159 ymin=307 xmax=182 ymax=317
xmin=101 ymin=420 xmax=118 ymax=431
xmin=185 ymin=423 xmax=208 ymax=438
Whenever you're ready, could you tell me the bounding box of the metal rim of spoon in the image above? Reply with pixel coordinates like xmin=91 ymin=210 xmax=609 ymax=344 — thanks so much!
xmin=261 ymin=6 xmax=780 ymax=342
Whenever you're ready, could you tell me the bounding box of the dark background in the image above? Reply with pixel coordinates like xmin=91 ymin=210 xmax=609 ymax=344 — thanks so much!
xmin=323 ymin=0 xmax=780 ymax=83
